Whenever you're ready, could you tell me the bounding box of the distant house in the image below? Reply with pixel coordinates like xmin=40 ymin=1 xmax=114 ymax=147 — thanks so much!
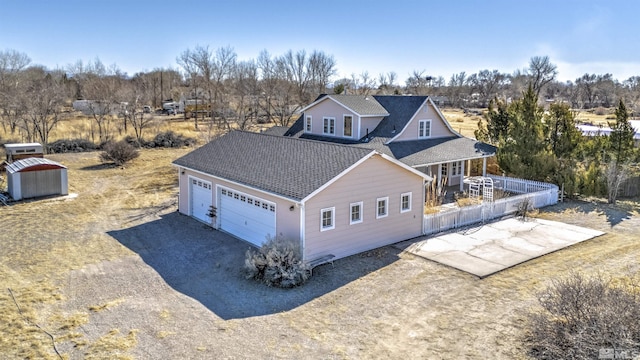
xmin=173 ymin=95 xmax=496 ymax=262
xmin=577 ymin=120 xmax=640 ymax=146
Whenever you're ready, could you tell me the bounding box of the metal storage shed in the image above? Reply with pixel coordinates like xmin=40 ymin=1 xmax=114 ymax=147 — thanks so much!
xmin=6 ymin=158 xmax=68 ymax=200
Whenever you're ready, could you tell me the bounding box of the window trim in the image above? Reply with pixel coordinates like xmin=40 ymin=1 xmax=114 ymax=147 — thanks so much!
xmin=400 ymin=192 xmax=412 ymax=213
xmin=349 ymin=201 xmax=363 ymax=225
xmin=320 ymin=207 xmax=335 ymax=231
xmin=305 ymin=115 xmax=312 ymax=132
xmin=418 ymin=119 xmax=432 ymax=138
xmin=451 ymin=161 xmax=462 ymax=176
xmin=323 ymin=117 xmax=335 ymax=135
xmin=376 ymin=197 xmax=389 ymax=219
xmin=343 ymin=115 xmax=353 ymax=137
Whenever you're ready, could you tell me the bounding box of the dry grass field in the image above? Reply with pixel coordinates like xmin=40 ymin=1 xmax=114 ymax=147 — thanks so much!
xmin=1 ymin=109 xmax=638 ymax=359
xmin=1 ymin=140 xmax=639 ymax=358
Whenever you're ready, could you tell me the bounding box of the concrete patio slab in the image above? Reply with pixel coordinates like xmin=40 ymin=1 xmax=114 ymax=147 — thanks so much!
xmin=395 ymin=218 xmax=605 ymax=278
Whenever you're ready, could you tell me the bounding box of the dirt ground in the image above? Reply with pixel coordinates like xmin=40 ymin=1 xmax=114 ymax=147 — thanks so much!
xmin=1 ymin=148 xmax=639 ymax=359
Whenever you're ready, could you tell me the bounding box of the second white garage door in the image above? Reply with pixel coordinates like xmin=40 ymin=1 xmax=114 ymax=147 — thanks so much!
xmin=219 ymin=187 xmax=276 ymax=247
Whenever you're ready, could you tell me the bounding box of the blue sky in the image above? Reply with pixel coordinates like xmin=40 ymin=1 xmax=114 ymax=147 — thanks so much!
xmin=2 ymin=0 xmax=639 ymax=84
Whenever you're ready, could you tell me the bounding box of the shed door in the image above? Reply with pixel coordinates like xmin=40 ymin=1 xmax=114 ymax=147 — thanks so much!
xmin=20 ymin=169 xmax=62 ymax=199
xmin=190 ymin=178 xmax=212 ymax=223
xmin=219 ymin=187 xmax=275 ymax=247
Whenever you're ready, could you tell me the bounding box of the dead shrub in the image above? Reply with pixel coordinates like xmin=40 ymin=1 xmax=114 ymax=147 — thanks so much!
xmin=516 ymin=198 xmax=535 ymax=220
xmin=524 ymin=272 xmax=640 ymax=359
xmin=149 ymin=131 xmax=196 ymax=148
xmin=47 ymin=139 xmax=97 ymax=153
xmin=244 ymin=236 xmax=310 ymax=288
xmin=425 ymin=176 xmax=447 ymax=211
xmin=455 ymin=191 xmax=480 ymax=207
xmin=594 ymin=107 xmax=608 ymax=116
xmin=99 ymin=140 xmax=139 ymax=166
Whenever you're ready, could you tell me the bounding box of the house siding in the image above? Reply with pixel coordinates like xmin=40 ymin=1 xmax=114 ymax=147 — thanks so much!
xmin=393 ymin=101 xmax=455 ymax=141
xmin=303 ymin=155 xmax=424 ymax=261
xmin=177 ymin=169 xmax=301 ymax=242
xmin=304 ymin=99 xmax=359 ymax=139
xmin=359 ymin=116 xmax=384 ymax=139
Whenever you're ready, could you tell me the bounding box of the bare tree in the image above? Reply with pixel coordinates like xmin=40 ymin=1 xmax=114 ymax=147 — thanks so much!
xmin=231 ymin=60 xmax=259 ymax=130
xmin=528 ymin=56 xmax=557 ymax=98
xmin=468 ymin=69 xmax=507 ymax=106
xmin=358 ymin=71 xmax=376 ymax=96
xmin=307 ymin=50 xmax=336 ymax=95
xmin=448 ymin=72 xmax=468 ymax=107
xmin=0 ymin=49 xmax=31 ymax=135
xmin=405 ymin=70 xmax=431 ymax=95
xmin=117 ymin=77 xmax=155 ymax=143
xmin=19 ymin=71 xmax=65 ymax=150
xmin=67 ymin=58 xmax=124 ymax=142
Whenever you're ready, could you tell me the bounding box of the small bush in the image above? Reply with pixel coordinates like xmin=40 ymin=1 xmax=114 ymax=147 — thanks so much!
xmin=244 ymin=236 xmax=310 ymax=288
xmin=525 ymin=272 xmax=640 ymax=359
xmin=99 ymin=140 xmax=139 ymax=166
xmin=150 ymin=131 xmax=196 ymax=148
xmin=47 ymin=139 xmax=97 ymax=153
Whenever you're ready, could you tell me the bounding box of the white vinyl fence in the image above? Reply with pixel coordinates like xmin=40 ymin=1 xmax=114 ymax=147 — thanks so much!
xmin=423 ymin=176 xmax=558 ymax=235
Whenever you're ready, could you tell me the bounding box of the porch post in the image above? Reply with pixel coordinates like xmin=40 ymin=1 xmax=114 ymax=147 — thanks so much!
xmin=437 ymin=163 xmax=442 ymax=189
xmin=459 ymin=161 xmax=465 ymax=192
xmin=482 ymin=158 xmax=487 ymax=176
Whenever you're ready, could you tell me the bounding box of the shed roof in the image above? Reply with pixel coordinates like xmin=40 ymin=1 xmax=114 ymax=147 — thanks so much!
xmin=4 ymin=143 xmax=43 ymax=150
xmin=6 ymin=157 xmax=66 ymax=173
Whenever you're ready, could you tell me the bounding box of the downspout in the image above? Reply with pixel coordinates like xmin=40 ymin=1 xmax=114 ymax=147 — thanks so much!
xmin=299 ymin=201 xmax=306 ymax=261
xmin=422 ymin=179 xmax=427 ymax=235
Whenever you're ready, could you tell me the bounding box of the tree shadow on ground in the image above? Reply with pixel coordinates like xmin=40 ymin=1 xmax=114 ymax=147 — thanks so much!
xmin=108 ymin=212 xmax=400 ymax=320
xmin=79 ymin=163 xmax=116 ymax=171
xmin=542 ymin=198 xmax=638 ymax=227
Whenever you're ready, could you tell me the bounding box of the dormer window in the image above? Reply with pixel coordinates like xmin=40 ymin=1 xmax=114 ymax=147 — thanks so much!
xmin=323 ymin=117 xmax=335 ymax=135
xmin=305 ymin=116 xmax=312 ymax=132
xmin=343 ymin=115 xmax=352 ymax=137
xmin=418 ymin=119 xmax=431 ymax=138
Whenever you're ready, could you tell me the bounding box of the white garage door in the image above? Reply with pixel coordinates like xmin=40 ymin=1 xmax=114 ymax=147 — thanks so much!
xmin=190 ymin=177 xmax=212 ymax=223
xmin=219 ymin=187 xmax=276 ymax=247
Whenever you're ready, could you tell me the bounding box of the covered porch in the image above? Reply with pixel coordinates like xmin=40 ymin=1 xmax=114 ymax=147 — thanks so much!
xmin=415 ymin=156 xmax=494 ymax=193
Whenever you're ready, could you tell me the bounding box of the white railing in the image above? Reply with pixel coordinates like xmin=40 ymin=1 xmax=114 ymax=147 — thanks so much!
xmin=423 ymin=177 xmax=559 ymax=235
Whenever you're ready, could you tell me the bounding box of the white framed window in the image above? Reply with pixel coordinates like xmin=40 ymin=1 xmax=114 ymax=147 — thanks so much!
xmin=376 ymin=197 xmax=388 ymax=219
xmin=400 ymin=192 xmax=412 ymax=213
xmin=451 ymin=161 xmax=462 ymax=176
xmin=441 ymin=163 xmax=448 ymax=178
xmin=321 ymin=207 xmax=335 ymax=231
xmin=323 ymin=117 xmax=335 ymax=135
xmin=418 ymin=119 xmax=431 ymax=138
xmin=350 ymin=201 xmax=363 ymax=224
xmin=305 ymin=115 xmax=312 ymax=132
xmin=343 ymin=115 xmax=353 ymax=137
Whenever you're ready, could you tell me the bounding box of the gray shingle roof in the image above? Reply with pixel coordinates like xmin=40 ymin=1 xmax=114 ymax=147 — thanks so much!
xmin=284 ymin=95 xmax=496 ymax=165
xmin=172 ymin=131 xmax=374 ymax=201
xmin=386 ymin=137 xmax=497 ymax=166
xmin=324 ymin=95 xmax=389 ymax=116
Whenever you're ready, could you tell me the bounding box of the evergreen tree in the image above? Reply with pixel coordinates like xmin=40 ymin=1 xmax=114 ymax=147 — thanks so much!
xmin=545 ymin=102 xmax=582 ymax=197
xmin=475 ymin=97 xmax=510 ymax=144
xmin=497 ymin=85 xmax=555 ymax=181
xmin=605 ymin=100 xmax=636 ymax=203
xmin=608 ymin=100 xmax=636 ymax=164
